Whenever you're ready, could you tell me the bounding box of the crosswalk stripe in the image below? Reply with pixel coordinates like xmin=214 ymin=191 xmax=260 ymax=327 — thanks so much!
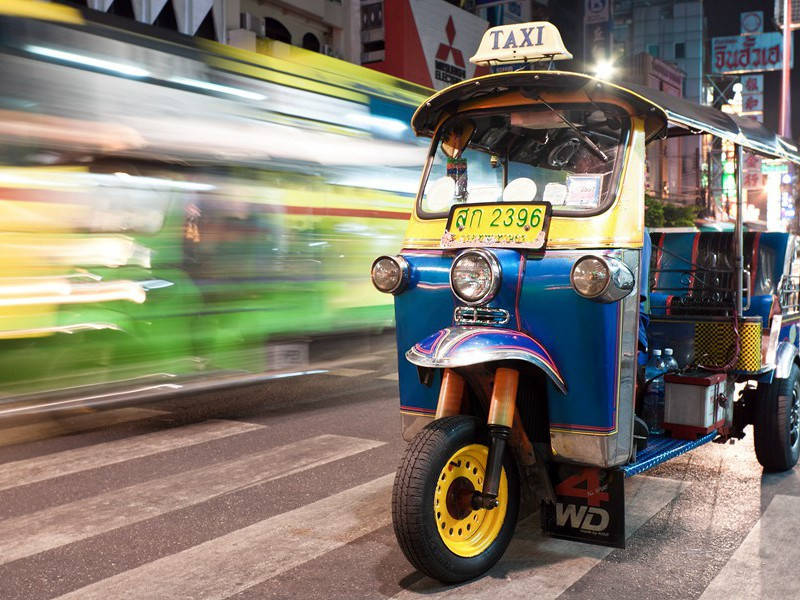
xmin=392 ymin=475 xmax=688 ymax=598
xmin=0 ymin=419 xmax=265 ymax=492
xmin=326 ymin=368 xmax=374 ymax=377
xmin=0 ymin=434 xmax=385 ymax=565
xmin=0 ymin=407 xmax=169 ymax=447
xmin=699 ymin=494 xmax=800 ymax=599
xmin=54 ymin=473 xmax=395 ymax=600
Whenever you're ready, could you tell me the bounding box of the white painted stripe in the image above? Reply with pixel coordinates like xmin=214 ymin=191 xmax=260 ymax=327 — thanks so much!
xmin=699 ymin=494 xmax=800 ymax=600
xmin=55 ymin=473 xmax=394 ymax=600
xmin=0 ymin=434 xmax=384 ymax=565
xmin=379 ymin=372 xmax=399 ymax=381
xmin=0 ymin=420 xmax=264 ymax=492
xmin=393 ymin=475 xmax=688 ymax=599
xmin=326 ymin=368 xmax=374 ymax=377
xmin=0 ymin=408 xmax=168 ymax=447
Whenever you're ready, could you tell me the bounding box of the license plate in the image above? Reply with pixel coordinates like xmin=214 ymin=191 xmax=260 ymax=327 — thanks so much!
xmin=441 ymin=202 xmax=552 ymax=250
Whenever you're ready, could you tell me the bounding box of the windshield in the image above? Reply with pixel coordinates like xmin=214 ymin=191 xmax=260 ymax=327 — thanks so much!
xmin=417 ymin=105 xmax=630 ymax=218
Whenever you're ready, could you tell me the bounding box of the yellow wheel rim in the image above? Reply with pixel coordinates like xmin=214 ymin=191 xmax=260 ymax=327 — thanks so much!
xmin=434 ymin=443 xmax=508 ymax=558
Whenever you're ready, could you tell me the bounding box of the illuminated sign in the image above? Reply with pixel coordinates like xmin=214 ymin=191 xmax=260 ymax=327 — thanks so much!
xmin=471 ymin=21 xmax=573 ymax=65
xmin=712 ymin=32 xmax=792 ymax=74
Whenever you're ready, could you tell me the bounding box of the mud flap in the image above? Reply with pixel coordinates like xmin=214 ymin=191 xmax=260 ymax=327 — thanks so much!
xmin=540 ymin=465 xmax=625 ymax=549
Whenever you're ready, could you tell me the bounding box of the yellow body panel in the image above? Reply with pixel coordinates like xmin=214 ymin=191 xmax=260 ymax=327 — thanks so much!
xmin=0 ymin=0 xmax=83 ymax=23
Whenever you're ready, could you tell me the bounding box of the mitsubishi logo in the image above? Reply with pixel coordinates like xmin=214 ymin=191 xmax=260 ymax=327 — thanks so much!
xmin=434 ymin=16 xmax=467 ymax=85
xmin=436 ymin=16 xmax=465 ymax=68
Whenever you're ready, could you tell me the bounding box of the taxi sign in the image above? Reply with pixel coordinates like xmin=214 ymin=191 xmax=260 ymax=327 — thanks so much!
xmin=441 ymin=202 xmax=552 ymax=250
xmin=470 ymin=22 xmax=573 ymax=66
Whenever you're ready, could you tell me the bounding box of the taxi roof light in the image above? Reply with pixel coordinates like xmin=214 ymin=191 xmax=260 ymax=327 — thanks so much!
xmin=470 ymin=22 xmax=573 ymax=67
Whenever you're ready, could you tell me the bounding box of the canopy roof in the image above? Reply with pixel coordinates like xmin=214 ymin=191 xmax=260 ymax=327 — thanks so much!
xmin=412 ymin=71 xmax=800 ymax=165
xmin=620 ymin=81 xmax=800 ymax=165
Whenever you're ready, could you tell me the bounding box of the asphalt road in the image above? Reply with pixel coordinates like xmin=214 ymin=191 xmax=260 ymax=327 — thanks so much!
xmin=0 ymin=339 xmax=798 ymax=600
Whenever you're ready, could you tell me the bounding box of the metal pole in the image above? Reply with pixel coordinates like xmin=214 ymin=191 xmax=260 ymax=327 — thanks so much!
xmin=735 ymin=144 xmax=744 ymax=314
xmin=781 ymin=0 xmax=793 ymax=138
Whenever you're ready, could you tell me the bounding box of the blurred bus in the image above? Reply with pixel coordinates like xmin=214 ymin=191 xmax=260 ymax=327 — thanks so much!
xmin=0 ymin=5 xmax=430 ymax=412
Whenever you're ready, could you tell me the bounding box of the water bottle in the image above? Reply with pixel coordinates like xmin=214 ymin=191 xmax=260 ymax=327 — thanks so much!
xmin=643 ymin=349 xmax=666 ymax=435
xmin=663 ymin=348 xmax=680 ymax=372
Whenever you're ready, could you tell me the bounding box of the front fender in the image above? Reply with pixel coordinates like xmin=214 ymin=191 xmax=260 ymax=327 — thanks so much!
xmin=406 ymin=326 xmax=567 ymax=393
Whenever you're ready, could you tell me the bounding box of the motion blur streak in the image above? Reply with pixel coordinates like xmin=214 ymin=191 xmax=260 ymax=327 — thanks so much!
xmin=0 ymin=7 xmax=430 ymax=410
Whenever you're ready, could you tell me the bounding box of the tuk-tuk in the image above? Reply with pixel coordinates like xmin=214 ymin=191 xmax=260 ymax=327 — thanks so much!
xmin=371 ymin=22 xmax=800 ymax=583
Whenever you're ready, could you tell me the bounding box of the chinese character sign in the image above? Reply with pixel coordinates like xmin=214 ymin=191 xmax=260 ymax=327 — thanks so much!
xmin=742 ymin=94 xmax=763 ymax=112
xmin=741 ymin=74 xmax=764 ymax=93
xmin=712 ymin=32 xmax=792 ymax=73
xmin=743 ymin=153 xmax=763 ymax=190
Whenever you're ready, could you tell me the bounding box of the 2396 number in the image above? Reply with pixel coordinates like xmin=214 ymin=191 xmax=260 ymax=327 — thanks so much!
xmin=489 ymin=206 xmax=543 ymax=229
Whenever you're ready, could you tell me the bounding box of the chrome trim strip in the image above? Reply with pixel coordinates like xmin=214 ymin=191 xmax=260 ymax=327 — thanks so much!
xmin=775 ymin=341 xmax=798 ymax=380
xmin=454 ymin=306 xmax=510 ymax=325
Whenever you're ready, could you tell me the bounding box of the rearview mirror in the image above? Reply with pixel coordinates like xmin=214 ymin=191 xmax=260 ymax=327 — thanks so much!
xmin=441 ymin=120 xmax=475 ymax=159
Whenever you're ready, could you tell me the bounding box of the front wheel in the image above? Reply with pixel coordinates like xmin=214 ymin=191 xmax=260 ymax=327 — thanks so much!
xmin=392 ymin=416 xmax=519 ymax=583
xmin=754 ymin=364 xmax=800 ymax=471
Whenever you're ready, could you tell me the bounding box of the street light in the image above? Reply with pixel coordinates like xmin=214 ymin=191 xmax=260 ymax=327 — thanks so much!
xmin=593 ymin=59 xmax=615 ymax=80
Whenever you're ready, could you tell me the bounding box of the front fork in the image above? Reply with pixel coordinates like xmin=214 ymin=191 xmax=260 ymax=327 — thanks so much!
xmin=436 ymin=367 xmax=519 ymax=510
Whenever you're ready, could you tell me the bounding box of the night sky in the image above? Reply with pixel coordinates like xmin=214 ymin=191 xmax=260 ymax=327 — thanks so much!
xmin=550 ymin=0 xmax=800 ymax=138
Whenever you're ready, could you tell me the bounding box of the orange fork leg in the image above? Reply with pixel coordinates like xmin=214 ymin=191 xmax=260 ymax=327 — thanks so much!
xmin=476 ymin=367 xmax=519 ymax=509
xmin=435 ymin=368 xmax=465 ymax=419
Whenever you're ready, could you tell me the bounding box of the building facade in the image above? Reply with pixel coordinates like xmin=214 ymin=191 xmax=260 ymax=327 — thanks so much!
xmin=613 ymin=0 xmax=706 ymax=203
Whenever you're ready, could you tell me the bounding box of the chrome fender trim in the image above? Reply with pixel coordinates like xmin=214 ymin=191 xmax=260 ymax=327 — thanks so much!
xmin=775 ymin=341 xmax=799 ymax=380
xmin=406 ymin=326 xmax=567 ymax=393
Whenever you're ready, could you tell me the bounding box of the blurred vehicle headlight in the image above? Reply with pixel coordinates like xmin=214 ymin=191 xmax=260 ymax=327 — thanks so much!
xmin=571 ymin=255 xmax=634 ymax=302
xmin=450 ymin=249 xmax=500 ymax=305
xmin=371 ymin=255 xmax=409 ymax=294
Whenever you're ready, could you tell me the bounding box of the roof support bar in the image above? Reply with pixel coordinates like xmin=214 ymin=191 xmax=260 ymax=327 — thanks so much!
xmin=735 ymin=144 xmax=744 ymax=315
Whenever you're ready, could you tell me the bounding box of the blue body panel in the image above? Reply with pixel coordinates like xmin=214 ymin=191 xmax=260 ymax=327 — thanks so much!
xmin=395 ymin=248 xmax=628 ymax=436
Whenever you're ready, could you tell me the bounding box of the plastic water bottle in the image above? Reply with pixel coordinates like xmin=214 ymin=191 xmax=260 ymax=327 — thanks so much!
xmin=643 ymin=349 xmax=666 ymax=435
xmin=663 ymin=348 xmax=680 ymax=372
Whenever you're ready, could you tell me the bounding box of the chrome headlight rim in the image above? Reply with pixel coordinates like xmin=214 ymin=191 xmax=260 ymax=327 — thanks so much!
xmin=570 ymin=254 xmax=635 ymax=302
xmin=371 ymin=255 xmax=410 ymax=295
xmin=450 ymin=248 xmax=502 ymax=306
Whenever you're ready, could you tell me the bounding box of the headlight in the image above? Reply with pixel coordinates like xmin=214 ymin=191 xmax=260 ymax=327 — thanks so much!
xmin=450 ymin=249 xmax=501 ymax=305
xmin=571 ymin=255 xmax=634 ymax=302
xmin=371 ymin=255 xmax=409 ymax=294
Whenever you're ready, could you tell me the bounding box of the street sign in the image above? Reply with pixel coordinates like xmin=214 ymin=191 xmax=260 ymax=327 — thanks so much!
xmin=762 ymin=162 xmax=790 ymax=173
xmin=741 ymin=93 xmax=764 ymax=112
xmin=741 ymin=11 xmax=764 ymax=35
xmin=741 ymin=74 xmax=764 ymax=93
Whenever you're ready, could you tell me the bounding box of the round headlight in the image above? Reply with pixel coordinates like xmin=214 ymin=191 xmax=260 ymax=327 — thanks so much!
xmin=450 ymin=249 xmax=501 ymax=305
xmin=371 ymin=255 xmax=409 ymax=294
xmin=571 ymin=256 xmax=610 ymax=298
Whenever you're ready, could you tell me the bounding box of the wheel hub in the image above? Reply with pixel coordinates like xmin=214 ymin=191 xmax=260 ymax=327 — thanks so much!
xmin=445 ymin=476 xmax=475 ymax=520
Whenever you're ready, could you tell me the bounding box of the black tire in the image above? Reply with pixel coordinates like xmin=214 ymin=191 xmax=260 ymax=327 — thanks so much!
xmin=754 ymin=364 xmax=800 ymax=471
xmin=391 ymin=416 xmax=520 ymax=583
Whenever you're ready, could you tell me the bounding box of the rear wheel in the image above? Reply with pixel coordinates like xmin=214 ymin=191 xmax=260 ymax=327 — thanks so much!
xmin=392 ymin=416 xmax=519 ymax=583
xmin=754 ymin=364 xmax=800 ymax=471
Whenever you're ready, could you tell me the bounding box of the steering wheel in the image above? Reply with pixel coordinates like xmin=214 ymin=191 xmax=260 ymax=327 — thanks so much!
xmin=547 ymin=137 xmax=580 ymax=168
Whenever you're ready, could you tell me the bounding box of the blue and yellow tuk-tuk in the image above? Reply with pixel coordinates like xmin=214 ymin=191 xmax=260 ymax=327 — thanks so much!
xmin=371 ymin=22 xmax=800 ymax=583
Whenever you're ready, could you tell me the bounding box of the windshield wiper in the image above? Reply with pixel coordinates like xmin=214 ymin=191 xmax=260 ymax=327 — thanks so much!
xmin=534 ymin=96 xmax=609 ymax=162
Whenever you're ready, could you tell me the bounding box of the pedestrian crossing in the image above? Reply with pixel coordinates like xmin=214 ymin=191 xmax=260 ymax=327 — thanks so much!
xmin=0 ymin=406 xmax=797 ymax=600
